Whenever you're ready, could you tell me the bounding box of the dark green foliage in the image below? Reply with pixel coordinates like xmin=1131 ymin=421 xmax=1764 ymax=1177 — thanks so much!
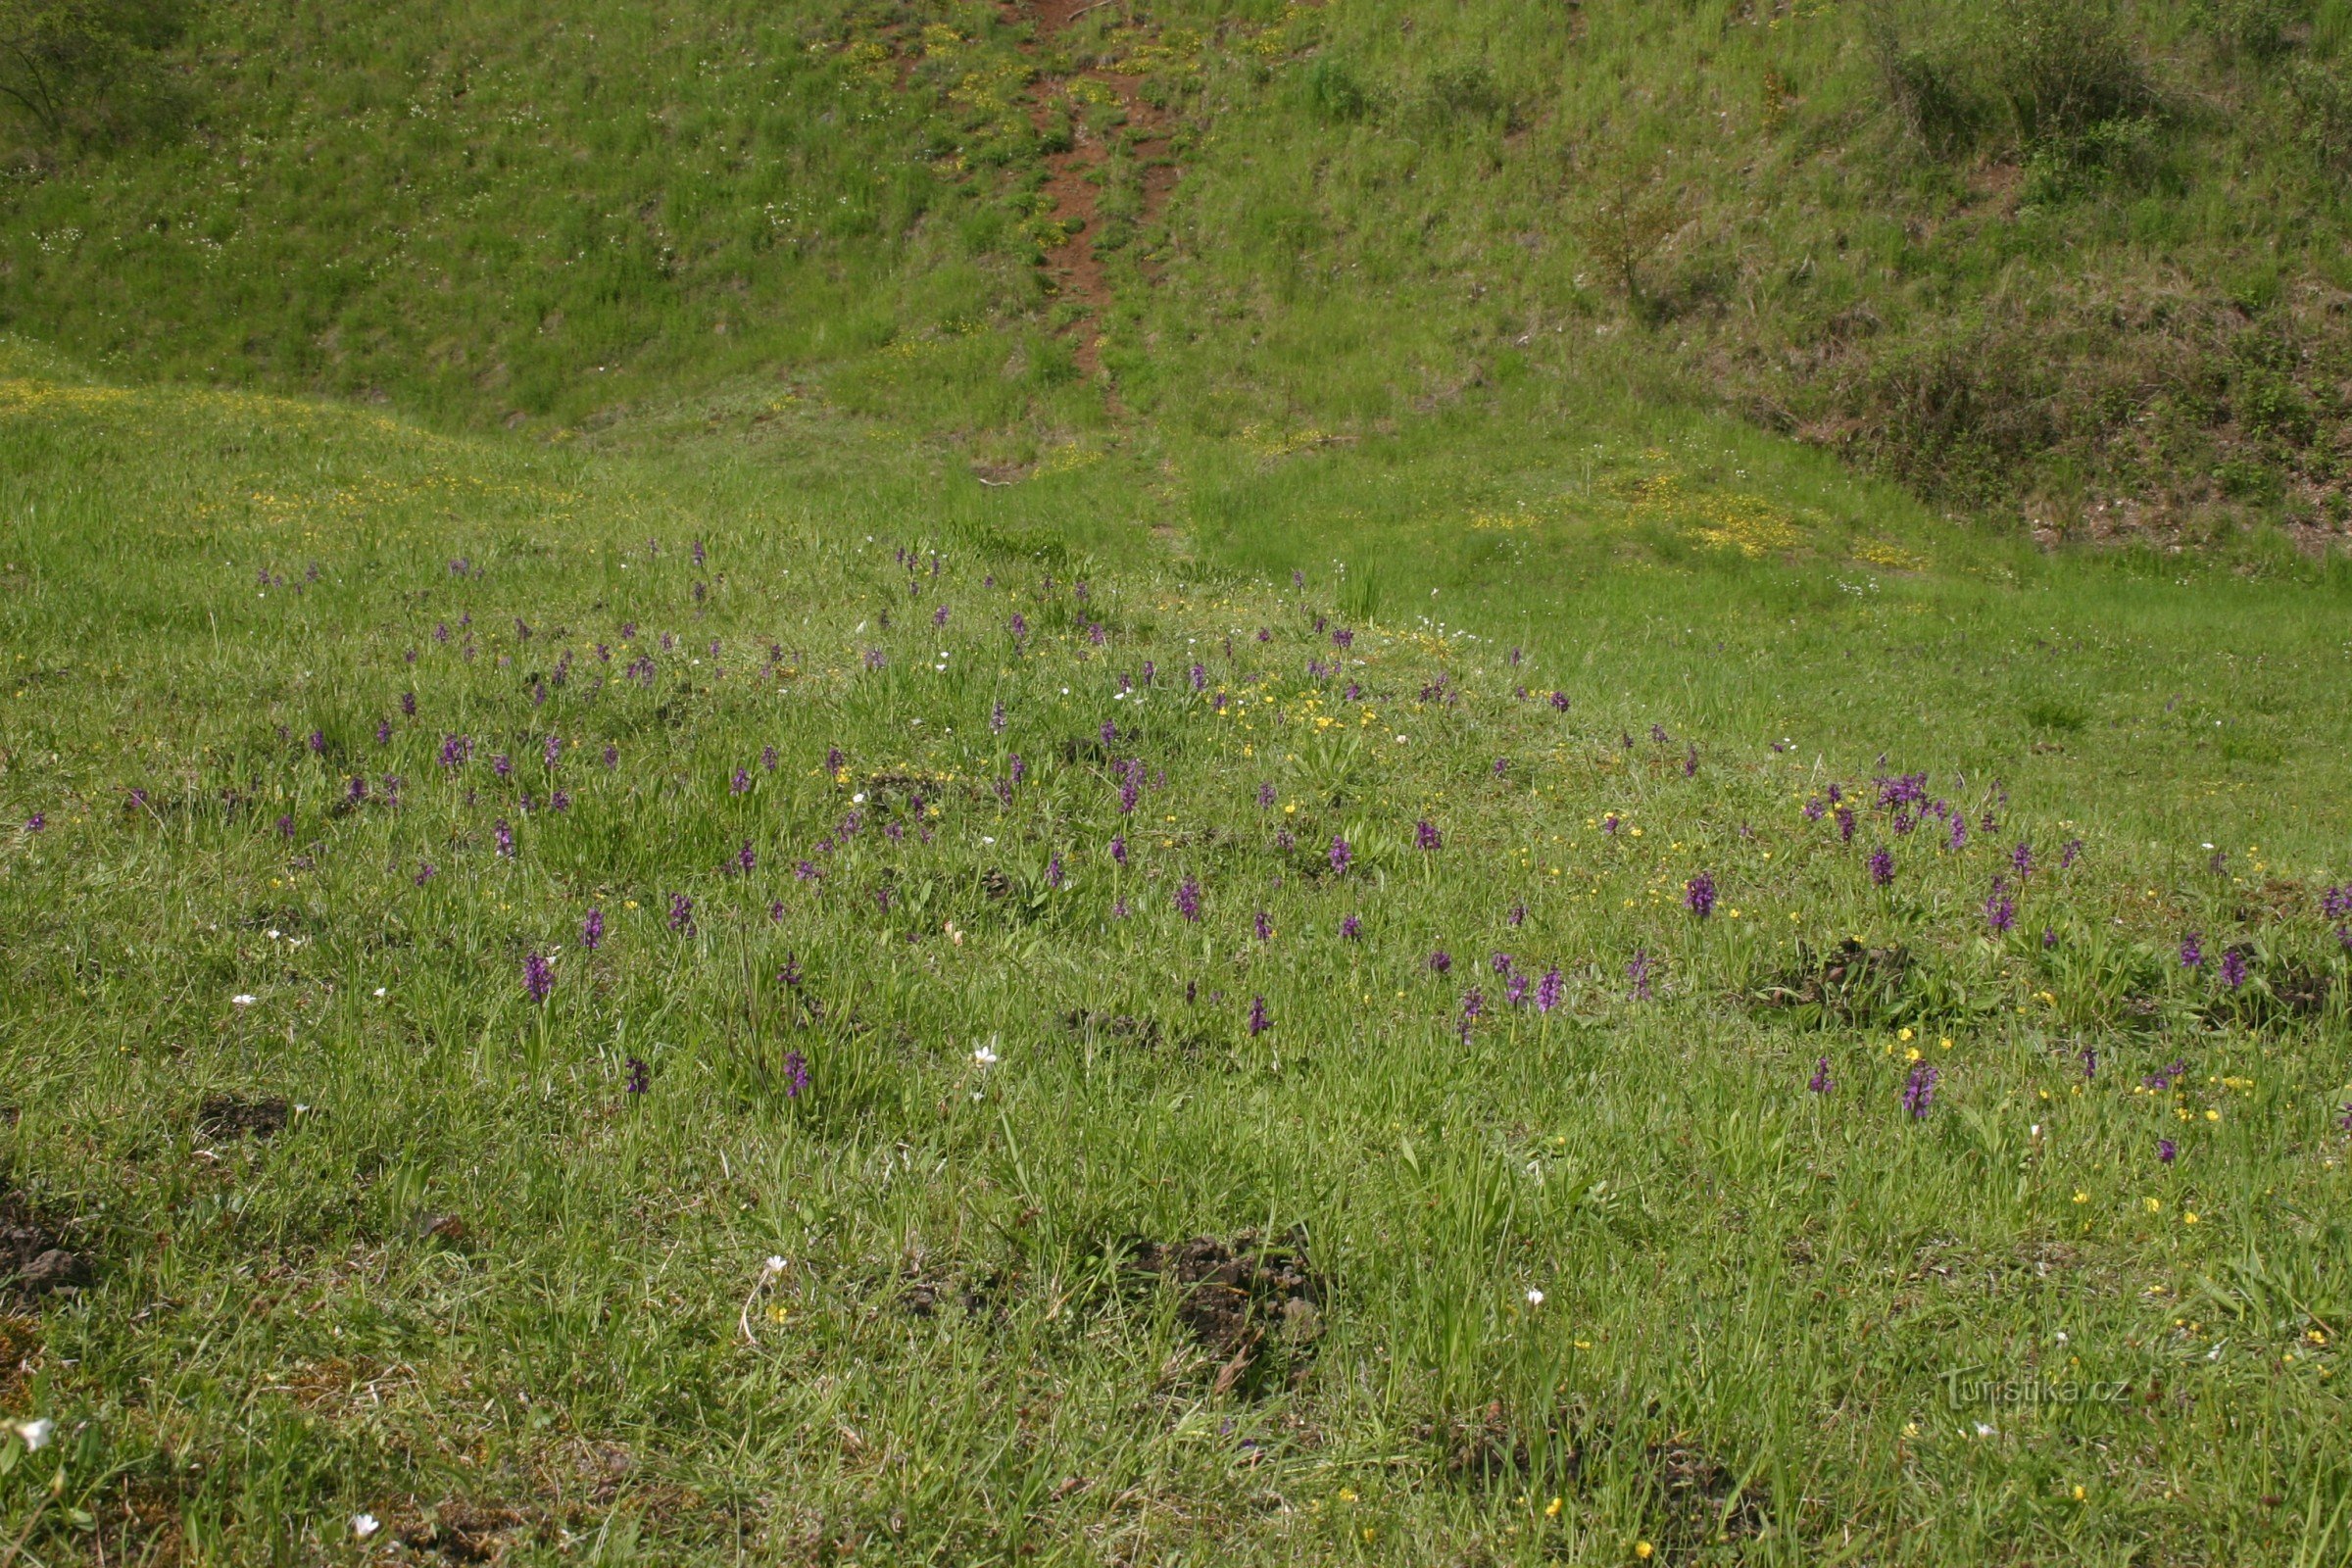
xmin=0 ymin=0 xmax=194 ymax=150
xmin=2190 ymin=0 xmax=2312 ymax=61
xmin=1302 ymin=56 xmax=1370 ymax=123
xmin=1988 ymin=0 xmax=2156 ymax=146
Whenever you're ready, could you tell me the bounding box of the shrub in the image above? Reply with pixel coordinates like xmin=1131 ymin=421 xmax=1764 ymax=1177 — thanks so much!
xmin=2189 ymin=0 xmax=2310 ymax=62
xmin=2288 ymin=55 xmax=2352 ymax=169
xmin=1867 ymin=9 xmax=1995 ymax=156
xmin=1985 ymin=0 xmax=2154 ymax=148
xmin=0 ymin=0 xmax=196 ymax=150
xmin=1304 ymin=57 xmax=1372 ymax=124
xmin=1416 ymin=61 xmax=1510 ymax=130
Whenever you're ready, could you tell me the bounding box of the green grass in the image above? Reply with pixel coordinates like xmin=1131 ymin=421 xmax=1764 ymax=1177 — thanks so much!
xmin=5 ymin=352 xmax=2352 ymax=1563
xmin=10 ymin=0 xmax=2352 ymax=535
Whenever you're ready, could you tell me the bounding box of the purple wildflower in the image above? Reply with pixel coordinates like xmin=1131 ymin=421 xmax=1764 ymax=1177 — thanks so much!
xmin=2144 ymin=1059 xmax=2187 ymax=1091
xmin=494 ymin=819 xmax=514 ymax=858
xmin=2061 ymin=838 xmax=2083 ymax=869
xmin=582 ymin=908 xmax=604 ymax=950
xmin=1492 ymin=952 xmax=1514 ymax=976
xmin=667 ymin=893 xmax=695 ymax=933
xmin=732 ymin=767 xmax=752 ymax=795
xmin=414 ymin=860 xmax=436 ymax=884
xmin=1330 ymin=836 xmax=1351 ymax=875
xmin=779 ymin=955 xmax=802 ymax=988
xmin=1429 ymin=949 xmax=1452 ymax=975
xmin=1901 ymin=1061 xmax=1939 ymax=1120
xmin=2158 ymin=1138 xmax=2177 ymax=1164
xmin=439 ymin=734 xmax=472 ymax=770
xmin=1109 ymin=833 xmax=1128 ymax=866
xmin=783 ymin=1051 xmax=809 ymax=1099
xmin=1684 ymin=872 xmax=1716 ymax=919
xmin=1808 ymin=1057 xmax=1833 ymax=1094
xmin=1342 ymin=914 xmax=1362 ymax=940
xmin=523 ymin=951 xmax=553 ymax=1004
xmin=308 ymin=729 xmax=326 ymax=755
xmin=1549 ymin=691 xmax=1569 ymax=712
xmin=1257 ymin=782 xmax=1277 ymax=808
xmin=2220 ymin=949 xmax=2248 ymax=990
xmin=1835 ymin=806 xmax=1857 ymax=843
xmin=1868 ymin=848 xmax=1893 ymax=887
xmin=1507 ymin=902 xmax=1528 ymax=927
xmin=2081 ymin=1045 xmax=2097 ymax=1079
xmin=1248 ymin=995 xmax=1272 ymax=1036
xmin=1627 ymin=949 xmax=1652 ymax=1002
xmin=2012 ymin=842 xmax=2034 ymax=878
xmin=1275 ymin=828 xmax=1296 ymax=851
xmin=1946 ymin=814 xmax=1968 ymax=853
xmin=1984 ymin=881 xmax=2016 ymax=934
xmin=1253 ymin=909 xmax=1272 ymax=941
xmin=1009 ymin=612 xmax=1028 ymax=648
xmin=1505 ymin=973 xmax=1529 ymax=1006
xmin=1416 ymin=819 xmax=1443 ymax=852
xmin=1119 ymin=777 xmax=1139 ymax=814
xmin=1112 ymin=898 xmax=1131 ymax=918
xmin=2322 ymin=884 xmax=2352 ymax=921
xmin=991 ymin=700 xmax=1007 ymax=734
xmin=401 ymin=691 xmax=416 ymax=716
xmin=1536 ymin=965 xmax=1563 ymax=1012
xmin=1176 ymin=877 xmax=1202 ymax=921
xmin=2180 ymin=932 xmax=2204 ymax=969
xmin=376 ymin=719 xmax=393 ymax=746
xmin=603 ymin=744 xmax=619 ymax=769
xmin=625 ymin=1056 xmax=649 ymax=1096
xmin=737 ymin=841 xmax=757 ymax=875
xmin=1047 ymin=854 xmax=1066 ymax=890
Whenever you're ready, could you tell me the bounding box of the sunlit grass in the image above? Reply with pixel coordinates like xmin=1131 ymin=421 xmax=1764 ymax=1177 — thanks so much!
xmin=1 ymin=364 xmax=2349 ymax=1562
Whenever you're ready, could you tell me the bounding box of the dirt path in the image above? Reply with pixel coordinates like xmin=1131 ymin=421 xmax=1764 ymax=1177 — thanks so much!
xmin=1002 ymin=0 xmax=1181 ymax=395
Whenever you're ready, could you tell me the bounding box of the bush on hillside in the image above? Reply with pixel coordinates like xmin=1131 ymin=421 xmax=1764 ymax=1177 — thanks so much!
xmin=0 ymin=0 xmax=196 ymax=155
xmin=2189 ymin=0 xmax=2311 ymax=62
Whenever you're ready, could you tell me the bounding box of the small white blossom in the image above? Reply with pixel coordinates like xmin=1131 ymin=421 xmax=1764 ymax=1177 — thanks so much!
xmin=231 ymin=994 xmax=257 ymax=1006
xmin=352 ymin=1514 xmax=380 ymax=1541
xmin=1524 ymin=1289 xmax=1544 ymax=1307
xmin=972 ymin=1044 xmax=1000 ymax=1066
xmin=14 ymin=1419 xmax=51 ymax=1450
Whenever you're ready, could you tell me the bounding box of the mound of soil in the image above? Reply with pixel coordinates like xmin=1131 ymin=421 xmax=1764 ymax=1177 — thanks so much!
xmin=1749 ymin=937 xmax=1912 ymax=1024
xmin=0 ymin=1186 xmax=87 ymax=1304
xmin=1124 ymin=1229 xmax=1322 ymax=1395
xmin=196 ymin=1093 xmax=291 ymax=1140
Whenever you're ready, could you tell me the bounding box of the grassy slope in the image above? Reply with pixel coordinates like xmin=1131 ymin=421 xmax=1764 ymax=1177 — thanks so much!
xmin=12 ymin=1 xmax=2352 ymax=536
xmin=3 ymin=352 xmax=2352 ymax=1562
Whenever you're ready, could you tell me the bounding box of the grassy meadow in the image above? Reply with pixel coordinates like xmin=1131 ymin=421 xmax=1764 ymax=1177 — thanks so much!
xmin=8 ymin=0 xmax=2352 ymax=1561
xmin=2 ymin=348 xmax=2351 ymax=1565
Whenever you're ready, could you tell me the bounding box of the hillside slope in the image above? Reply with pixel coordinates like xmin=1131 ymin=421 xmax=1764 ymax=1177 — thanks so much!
xmin=6 ymin=0 xmax=2352 ymax=544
